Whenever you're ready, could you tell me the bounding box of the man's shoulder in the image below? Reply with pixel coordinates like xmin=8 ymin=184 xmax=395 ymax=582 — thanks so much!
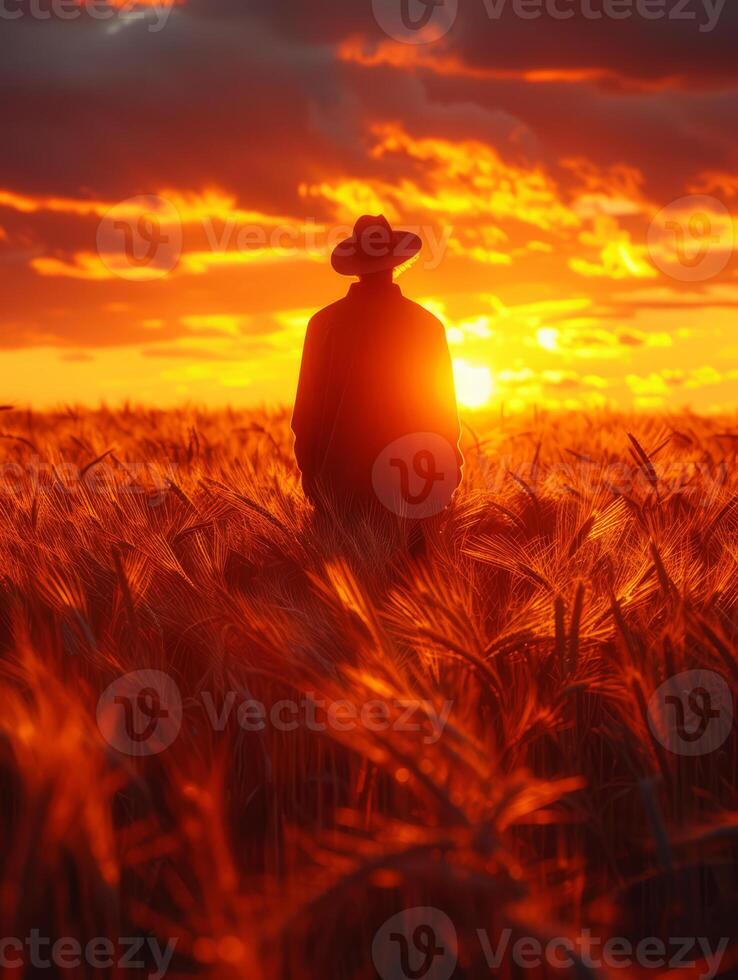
xmin=399 ymin=294 xmax=435 ymax=315
xmin=399 ymin=295 xmax=445 ymax=331
xmin=308 ymin=296 xmax=353 ymax=330
xmin=308 ymin=290 xmax=444 ymax=331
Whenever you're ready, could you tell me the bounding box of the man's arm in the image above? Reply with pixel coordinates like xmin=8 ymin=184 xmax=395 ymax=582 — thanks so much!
xmin=291 ymin=315 xmax=324 ymax=480
xmin=427 ymin=315 xmax=464 ymax=484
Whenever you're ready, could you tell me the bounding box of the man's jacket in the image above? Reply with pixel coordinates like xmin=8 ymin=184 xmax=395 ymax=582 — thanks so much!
xmin=292 ymin=280 xmax=463 ymax=504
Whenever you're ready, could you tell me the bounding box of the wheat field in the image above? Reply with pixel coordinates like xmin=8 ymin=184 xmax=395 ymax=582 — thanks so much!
xmin=0 ymin=404 xmax=736 ymax=978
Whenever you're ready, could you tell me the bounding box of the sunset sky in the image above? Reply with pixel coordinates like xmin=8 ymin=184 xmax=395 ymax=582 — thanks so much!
xmin=1 ymin=0 xmax=737 ymax=412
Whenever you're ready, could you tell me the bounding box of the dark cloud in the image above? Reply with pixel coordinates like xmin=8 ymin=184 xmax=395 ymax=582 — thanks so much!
xmin=453 ymin=2 xmax=738 ymax=85
xmin=262 ymin=0 xmax=738 ymax=85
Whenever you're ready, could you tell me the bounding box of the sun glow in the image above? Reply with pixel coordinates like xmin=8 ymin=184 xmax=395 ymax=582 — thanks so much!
xmin=537 ymin=327 xmax=560 ymax=351
xmin=453 ymin=359 xmax=494 ymax=410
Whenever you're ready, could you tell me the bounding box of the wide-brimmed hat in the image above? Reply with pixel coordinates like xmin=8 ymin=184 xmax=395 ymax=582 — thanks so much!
xmin=331 ymin=214 xmax=422 ymax=277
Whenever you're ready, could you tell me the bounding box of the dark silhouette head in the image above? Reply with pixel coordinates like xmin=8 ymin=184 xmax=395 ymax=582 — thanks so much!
xmin=331 ymin=214 xmax=421 ymax=280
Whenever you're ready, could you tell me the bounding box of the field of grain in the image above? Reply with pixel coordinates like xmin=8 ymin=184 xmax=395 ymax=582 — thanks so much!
xmin=0 ymin=405 xmax=736 ymax=979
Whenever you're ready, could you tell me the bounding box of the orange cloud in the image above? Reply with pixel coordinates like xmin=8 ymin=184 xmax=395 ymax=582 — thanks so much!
xmin=30 ymin=253 xmax=120 ymax=280
xmin=569 ymin=216 xmax=656 ymax=280
xmin=0 ymin=186 xmax=308 ymax=230
xmin=30 ymin=247 xmax=319 ymax=281
xmin=561 ymin=158 xmax=652 ymax=218
xmin=301 ymin=124 xmax=578 ymax=242
xmin=0 ymin=189 xmax=108 ymax=218
xmin=337 ymin=37 xmax=684 ymax=92
xmin=689 ymin=172 xmax=738 ymax=199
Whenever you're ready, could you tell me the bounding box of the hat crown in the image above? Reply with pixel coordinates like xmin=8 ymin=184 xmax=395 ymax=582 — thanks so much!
xmin=353 ymin=214 xmax=392 ymax=237
xmin=351 ymin=214 xmax=393 ymax=254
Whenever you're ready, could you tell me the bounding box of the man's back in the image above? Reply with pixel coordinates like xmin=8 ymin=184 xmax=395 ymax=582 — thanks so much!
xmin=292 ymin=279 xmax=462 ymax=505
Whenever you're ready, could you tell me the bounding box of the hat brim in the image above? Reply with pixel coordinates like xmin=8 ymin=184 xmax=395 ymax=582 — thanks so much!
xmin=331 ymin=230 xmax=422 ymax=277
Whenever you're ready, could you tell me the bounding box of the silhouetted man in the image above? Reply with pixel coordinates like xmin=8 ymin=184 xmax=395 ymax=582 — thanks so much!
xmin=292 ymin=215 xmax=462 ymax=518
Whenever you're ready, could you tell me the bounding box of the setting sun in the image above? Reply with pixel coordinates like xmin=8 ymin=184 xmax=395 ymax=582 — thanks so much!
xmin=536 ymin=327 xmax=560 ymax=352
xmin=453 ymin=359 xmax=494 ymax=409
